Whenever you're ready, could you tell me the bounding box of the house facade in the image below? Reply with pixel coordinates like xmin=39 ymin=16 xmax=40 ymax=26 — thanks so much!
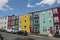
xmin=39 ymin=9 xmax=54 ymax=35
xmin=33 ymin=12 xmax=40 ymax=33
xmin=0 ymin=17 xmax=8 ymax=30
xmin=52 ymin=7 xmax=60 ymax=35
xmin=14 ymin=16 xmax=19 ymax=30
xmin=19 ymin=13 xmax=30 ymax=32
xmin=0 ymin=17 xmax=4 ymax=29
xmin=30 ymin=13 xmax=34 ymax=33
xmin=8 ymin=15 xmax=14 ymax=29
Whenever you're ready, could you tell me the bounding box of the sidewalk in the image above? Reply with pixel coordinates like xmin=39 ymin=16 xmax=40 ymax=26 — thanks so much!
xmin=28 ymin=33 xmax=60 ymax=39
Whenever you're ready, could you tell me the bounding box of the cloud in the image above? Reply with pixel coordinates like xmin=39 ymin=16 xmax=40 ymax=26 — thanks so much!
xmin=57 ymin=0 xmax=60 ymax=3
xmin=27 ymin=0 xmax=60 ymax=8
xmin=0 ymin=0 xmax=8 ymax=10
xmin=6 ymin=5 xmax=10 ymax=8
xmin=36 ymin=0 xmax=60 ymax=6
xmin=27 ymin=3 xmax=34 ymax=8
xmin=9 ymin=8 xmax=14 ymax=10
xmin=36 ymin=0 xmax=56 ymax=6
xmin=36 ymin=1 xmax=43 ymax=6
xmin=5 ymin=5 xmax=14 ymax=10
xmin=0 ymin=0 xmax=14 ymax=11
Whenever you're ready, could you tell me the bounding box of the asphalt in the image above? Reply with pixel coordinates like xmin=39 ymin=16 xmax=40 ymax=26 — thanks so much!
xmin=0 ymin=31 xmax=60 ymax=40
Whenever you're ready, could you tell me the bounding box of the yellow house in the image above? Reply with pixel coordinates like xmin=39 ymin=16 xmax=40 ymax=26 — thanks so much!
xmin=19 ymin=13 xmax=30 ymax=32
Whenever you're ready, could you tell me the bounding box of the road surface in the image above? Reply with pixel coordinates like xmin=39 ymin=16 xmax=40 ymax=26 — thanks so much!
xmin=0 ymin=31 xmax=60 ymax=40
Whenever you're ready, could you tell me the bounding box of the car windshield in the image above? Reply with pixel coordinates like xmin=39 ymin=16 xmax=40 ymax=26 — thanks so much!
xmin=12 ymin=27 xmax=18 ymax=30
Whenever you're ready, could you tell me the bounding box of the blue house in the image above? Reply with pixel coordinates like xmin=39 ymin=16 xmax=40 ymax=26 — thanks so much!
xmin=30 ymin=12 xmax=40 ymax=33
xmin=30 ymin=13 xmax=34 ymax=33
xmin=39 ymin=9 xmax=54 ymax=36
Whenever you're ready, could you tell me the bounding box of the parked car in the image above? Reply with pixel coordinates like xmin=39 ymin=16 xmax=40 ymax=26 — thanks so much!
xmin=6 ymin=28 xmax=19 ymax=34
xmin=0 ymin=28 xmax=5 ymax=32
xmin=6 ymin=28 xmax=13 ymax=33
xmin=12 ymin=28 xmax=19 ymax=34
xmin=17 ymin=30 xmax=28 ymax=36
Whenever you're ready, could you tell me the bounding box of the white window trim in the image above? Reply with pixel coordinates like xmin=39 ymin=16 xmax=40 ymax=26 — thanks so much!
xmin=34 ymin=13 xmax=38 ymax=17
xmin=54 ymin=17 xmax=59 ymax=23
xmin=53 ymin=8 xmax=58 ymax=14
xmin=42 ymin=11 xmax=46 ymax=16
xmin=48 ymin=18 xmax=52 ymax=22
xmin=42 ymin=18 xmax=45 ymax=23
xmin=43 ymin=27 xmax=47 ymax=32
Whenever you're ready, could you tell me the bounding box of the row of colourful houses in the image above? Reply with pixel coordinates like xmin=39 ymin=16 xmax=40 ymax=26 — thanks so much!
xmin=0 ymin=7 xmax=60 ymax=36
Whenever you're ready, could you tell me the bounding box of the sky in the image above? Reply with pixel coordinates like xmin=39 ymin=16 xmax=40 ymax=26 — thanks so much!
xmin=0 ymin=0 xmax=60 ymax=17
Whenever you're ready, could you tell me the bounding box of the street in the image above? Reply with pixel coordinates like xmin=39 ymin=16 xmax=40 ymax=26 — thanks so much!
xmin=0 ymin=31 xmax=60 ymax=40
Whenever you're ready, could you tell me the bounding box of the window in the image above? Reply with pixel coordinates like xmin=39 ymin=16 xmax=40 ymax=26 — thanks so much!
xmin=42 ymin=11 xmax=45 ymax=16
xmin=8 ymin=17 xmax=10 ymax=20
xmin=34 ymin=20 xmax=35 ymax=24
xmin=20 ymin=21 xmax=21 ymax=23
xmin=34 ymin=19 xmax=39 ymax=24
xmin=42 ymin=18 xmax=45 ymax=23
xmin=55 ymin=25 xmax=59 ymax=31
xmin=34 ymin=13 xmax=38 ymax=17
xmin=8 ymin=22 xmax=10 ymax=25
xmin=49 ymin=12 xmax=51 ymax=15
xmin=5 ymin=22 xmax=6 ymax=24
xmin=54 ymin=17 xmax=59 ymax=22
xmin=56 ymin=26 xmax=58 ymax=30
xmin=49 ymin=20 xmax=51 ymax=22
xmin=24 ymin=20 xmax=26 ymax=22
xmin=53 ymin=8 xmax=58 ymax=14
xmin=48 ymin=9 xmax=52 ymax=15
xmin=17 ymin=16 xmax=19 ymax=19
xmin=24 ymin=15 xmax=26 ymax=17
xmin=11 ymin=22 xmax=12 ymax=25
xmin=43 ymin=21 xmax=45 ymax=23
xmin=43 ymin=27 xmax=47 ymax=32
xmin=5 ymin=17 xmax=7 ymax=20
xmin=30 ymin=14 xmax=32 ymax=16
xmin=4 ymin=26 xmax=6 ymax=28
xmin=37 ymin=20 xmax=38 ymax=23
xmin=48 ymin=18 xmax=52 ymax=22
xmin=24 ymin=26 xmax=26 ymax=29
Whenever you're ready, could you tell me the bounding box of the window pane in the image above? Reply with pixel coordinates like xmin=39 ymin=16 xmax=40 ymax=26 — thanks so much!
xmin=42 ymin=18 xmax=45 ymax=23
xmin=48 ymin=18 xmax=52 ymax=22
xmin=54 ymin=17 xmax=59 ymax=22
xmin=42 ymin=11 xmax=45 ymax=16
xmin=43 ymin=27 xmax=47 ymax=32
xmin=53 ymin=8 xmax=58 ymax=14
xmin=25 ymin=20 xmax=26 ymax=22
xmin=24 ymin=26 xmax=26 ymax=29
xmin=34 ymin=13 xmax=38 ymax=17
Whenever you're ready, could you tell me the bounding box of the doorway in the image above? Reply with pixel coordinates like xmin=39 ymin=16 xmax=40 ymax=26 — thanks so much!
xmin=55 ymin=25 xmax=59 ymax=35
xmin=50 ymin=27 xmax=53 ymax=34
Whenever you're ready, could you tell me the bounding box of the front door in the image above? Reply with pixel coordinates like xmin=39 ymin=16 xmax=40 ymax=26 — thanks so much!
xmin=50 ymin=27 xmax=53 ymax=34
xmin=30 ymin=27 xmax=32 ymax=33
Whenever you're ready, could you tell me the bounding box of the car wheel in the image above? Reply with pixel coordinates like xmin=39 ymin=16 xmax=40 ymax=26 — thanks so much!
xmin=11 ymin=31 xmax=13 ymax=34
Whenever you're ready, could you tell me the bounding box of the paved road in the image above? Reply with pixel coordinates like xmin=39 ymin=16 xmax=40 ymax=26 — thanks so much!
xmin=0 ymin=31 xmax=60 ymax=40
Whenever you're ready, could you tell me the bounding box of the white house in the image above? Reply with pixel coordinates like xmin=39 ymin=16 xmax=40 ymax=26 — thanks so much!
xmin=0 ymin=16 xmax=8 ymax=30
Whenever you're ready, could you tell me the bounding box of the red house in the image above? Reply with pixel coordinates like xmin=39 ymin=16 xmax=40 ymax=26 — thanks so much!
xmin=52 ymin=7 xmax=60 ymax=35
xmin=8 ymin=16 xmax=14 ymax=29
